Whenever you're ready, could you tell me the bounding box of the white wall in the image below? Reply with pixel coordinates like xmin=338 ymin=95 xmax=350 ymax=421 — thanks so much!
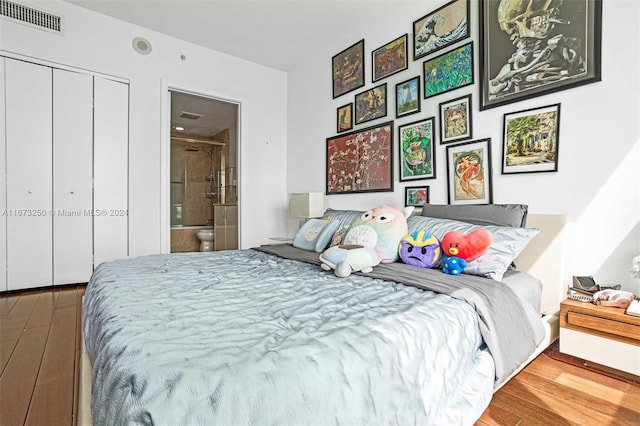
xmin=0 ymin=0 xmax=288 ymax=253
xmin=287 ymin=0 xmax=640 ymax=294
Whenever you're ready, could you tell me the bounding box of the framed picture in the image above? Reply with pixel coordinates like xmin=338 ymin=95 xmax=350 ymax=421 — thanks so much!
xmin=372 ymin=34 xmax=408 ymax=82
xmin=439 ymin=94 xmax=472 ymax=144
xmin=479 ymin=0 xmax=602 ymax=110
xmin=405 ymin=186 xmax=430 ymax=207
xmin=413 ymin=0 xmax=470 ymax=61
xmin=326 ymin=121 xmax=393 ymax=195
xmin=502 ymin=103 xmax=561 ymax=174
xmin=424 ymin=42 xmax=473 ymax=99
xmin=398 ymin=117 xmax=436 ymax=181
xmin=332 ymin=39 xmax=365 ymax=99
xmin=396 ymin=76 xmax=420 ymax=118
xmin=354 ymin=83 xmax=387 ymax=125
xmin=337 ymin=103 xmax=353 ymax=133
xmin=446 ymin=138 xmax=493 ymax=205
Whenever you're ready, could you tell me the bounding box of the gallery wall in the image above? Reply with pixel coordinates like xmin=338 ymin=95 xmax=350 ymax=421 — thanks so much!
xmin=287 ymin=0 xmax=640 ymax=293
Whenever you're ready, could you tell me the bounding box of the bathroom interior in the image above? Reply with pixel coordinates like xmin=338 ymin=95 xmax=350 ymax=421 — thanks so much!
xmin=170 ymin=91 xmax=238 ymax=252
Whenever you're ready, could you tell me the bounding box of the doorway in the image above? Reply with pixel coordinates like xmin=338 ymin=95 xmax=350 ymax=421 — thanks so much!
xmin=168 ymin=90 xmax=239 ymax=253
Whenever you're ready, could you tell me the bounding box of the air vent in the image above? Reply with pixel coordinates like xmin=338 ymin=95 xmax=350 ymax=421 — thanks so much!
xmin=0 ymin=0 xmax=63 ymax=34
xmin=179 ymin=111 xmax=204 ymax=120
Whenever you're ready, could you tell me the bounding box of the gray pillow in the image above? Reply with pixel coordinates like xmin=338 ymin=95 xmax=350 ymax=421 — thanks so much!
xmin=321 ymin=208 xmax=364 ymax=231
xmin=407 ymin=215 xmax=539 ymax=281
xmin=421 ymin=204 xmax=528 ymax=228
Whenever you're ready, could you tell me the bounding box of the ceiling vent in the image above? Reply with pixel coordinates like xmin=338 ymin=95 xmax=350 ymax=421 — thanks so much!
xmin=179 ymin=111 xmax=204 ymax=120
xmin=0 ymin=0 xmax=63 ymax=34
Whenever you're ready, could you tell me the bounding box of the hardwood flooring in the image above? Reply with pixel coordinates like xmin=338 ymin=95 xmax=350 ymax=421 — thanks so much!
xmin=1 ymin=286 xmax=639 ymax=426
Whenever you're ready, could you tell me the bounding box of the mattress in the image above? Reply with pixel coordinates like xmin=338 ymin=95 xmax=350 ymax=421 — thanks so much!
xmin=83 ymin=248 xmax=542 ymax=425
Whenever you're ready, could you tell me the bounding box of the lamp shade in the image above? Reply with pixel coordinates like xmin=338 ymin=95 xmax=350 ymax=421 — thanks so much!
xmin=289 ymin=192 xmax=324 ymax=218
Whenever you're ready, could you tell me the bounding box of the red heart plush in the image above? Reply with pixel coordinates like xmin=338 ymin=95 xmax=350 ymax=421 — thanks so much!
xmin=441 ymin=229 xmax=493 ymax=261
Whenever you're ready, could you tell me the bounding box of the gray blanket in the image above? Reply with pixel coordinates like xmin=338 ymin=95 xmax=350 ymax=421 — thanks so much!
xmin=256 ymin=244 xmax=545 ymax=386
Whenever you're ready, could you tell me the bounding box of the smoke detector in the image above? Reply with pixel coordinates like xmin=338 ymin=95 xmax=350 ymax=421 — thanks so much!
xmin=132 ymin=36 xmax=152 ymax=55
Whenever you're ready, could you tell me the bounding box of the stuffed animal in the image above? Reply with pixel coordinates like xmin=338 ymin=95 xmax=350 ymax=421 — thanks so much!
xmin=320 ymin=205 xmax=410 ymax=277
xmin=441 ymin=229 xmax=493 ymax=276
xmin=319 ymin=244 xmax=380 ymax=277
xmin=398 ymin=231 xmax=442 ymax=268
xmin=342 ymin=205 xmax=409 ymax=263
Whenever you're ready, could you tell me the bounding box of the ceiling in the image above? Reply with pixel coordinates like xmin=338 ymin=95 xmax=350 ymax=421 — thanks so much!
xmin=63 ymin=0 xmax=402 ymax=136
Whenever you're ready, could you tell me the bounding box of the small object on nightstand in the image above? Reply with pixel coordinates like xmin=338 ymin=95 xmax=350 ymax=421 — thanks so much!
xmin=627 ymin=299 xmax=640 ymax=317
xmin=592 ymin=289 xmax=635 ymax=309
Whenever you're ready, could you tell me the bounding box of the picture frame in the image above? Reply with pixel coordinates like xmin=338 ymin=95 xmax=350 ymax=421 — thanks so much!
xmin=326 ymin=121 xmax=394 ymax=195
xmin=405 ymin=186 xmax=430 ymax=207
xmin=395 ymin=76 xmax=421 ymax=118
xmin=332 ymin=39 xmax=365 ymax=99
xmin=372 ymin=34 xmax=408 ymax=82
xmin=439 ymin=94 xmax=472 ymax=144
xmin=336 ymin=103 xmax=353 ymax=133
xmin=479 ymin=0 xmax=602 ymax=110
xmin=398 ymin=117 xmax=436 ymax=182
xmin=413 ymin=0 xmax=470 ymax=61
xmin=354 ymin=83 xmax=387 ymax=125
xmin=446 ymin=138 xmax=493 ymax=205
xmin=423 ymin=42 xmax=473 ymax=99
xmin=502 ymin=103 xmax=561 ymax=174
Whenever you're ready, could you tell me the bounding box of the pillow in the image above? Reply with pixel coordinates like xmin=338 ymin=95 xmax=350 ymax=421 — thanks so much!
xmin=321 ymin=209 xmax=364 ymax=247
xmin=293 ymin=219 xmax=340 ymax=253
xmin=407 ymin=215 xmax=539 ymax=281
xmin=421 ymin=204 xmax=528 ymax=228
xmin=321 ymin=208 xmax=364 ymax=230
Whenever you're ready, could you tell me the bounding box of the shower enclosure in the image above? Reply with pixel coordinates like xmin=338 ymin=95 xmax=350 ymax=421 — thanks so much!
xmin=170 ymin=132 xmax=237 ymax=252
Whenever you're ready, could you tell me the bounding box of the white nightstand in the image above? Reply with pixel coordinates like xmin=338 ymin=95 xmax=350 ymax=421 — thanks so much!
xmin=268 ymin=237 xmax=293 ymax=244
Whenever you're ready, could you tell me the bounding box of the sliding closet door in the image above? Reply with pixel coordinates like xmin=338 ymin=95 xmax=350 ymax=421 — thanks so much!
xmin=5 ymin=58 xmax=53 ymax=290
xmin=93 ymin=77 xmax=129 ymax=266
xmin=53 ymin=69 xmax=94 ymax=284
xmin=0 ymin=58 xmax=6 ymax=291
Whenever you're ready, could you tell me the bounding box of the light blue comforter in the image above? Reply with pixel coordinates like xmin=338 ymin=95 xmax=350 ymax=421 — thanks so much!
xmin=84 ymin=249 xmax=498 ymax=425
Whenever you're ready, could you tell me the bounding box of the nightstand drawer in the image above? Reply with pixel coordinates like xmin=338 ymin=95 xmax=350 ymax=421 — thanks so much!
xmin=567 ymin=311 xmax=640 ymax=341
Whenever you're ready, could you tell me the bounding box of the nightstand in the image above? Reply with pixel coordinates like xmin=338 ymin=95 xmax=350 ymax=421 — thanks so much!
xmin=559 ymin=298 xmax=640 ymax=376
xmin=268 ymin=237 xmax=293 ymax=244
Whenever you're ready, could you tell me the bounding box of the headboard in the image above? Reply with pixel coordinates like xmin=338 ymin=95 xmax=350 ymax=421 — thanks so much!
xmin=514 ymin=214 xmax=568 ymax=315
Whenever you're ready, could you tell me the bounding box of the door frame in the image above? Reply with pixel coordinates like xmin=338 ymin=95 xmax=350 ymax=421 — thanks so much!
xmin=159 ymin=81 xmax=241 ymax=253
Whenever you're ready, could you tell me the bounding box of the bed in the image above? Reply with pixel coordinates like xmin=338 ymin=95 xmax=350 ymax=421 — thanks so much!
xmin=79 ymin=205 xmax=567 ymax=426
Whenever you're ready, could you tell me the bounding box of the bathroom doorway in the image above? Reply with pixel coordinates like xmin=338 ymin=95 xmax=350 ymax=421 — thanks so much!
xmin=169 ymin=90 xmax=239 ymax=253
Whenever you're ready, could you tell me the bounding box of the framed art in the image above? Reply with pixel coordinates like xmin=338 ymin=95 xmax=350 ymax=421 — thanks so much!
xmin=413 ymin=0 xmax=470 ymax=61
xmin=405 ymin=186 xmax=430 ymax=207
xmin=337 ymin=103 xmax=353 ymax=133
xmin=326 ymin=121 xmax=393 ymax=195
xmin=398 ymin=117 xmax=436 ymax=182
xmin=502 ymin=103 xmax=561 ymax=174
xmin=332 ymin=39 xmax=365 ymax=99
xmin=423 ymin=42 xmax=473 ymax=99
xmin=395 ymin=76 xmax=420 ymax=118
xmin=479 ymin=0 xmax=602 ymax=110
xmin=354 ymin=83 xmax=387 ymax=125
xmin=439 ymin=94 xmax=472 ymax=144
xmin=372 ymin=34 xmax=408 ymax=82
xmin=446 ymin=138 xmax=493 ymax=205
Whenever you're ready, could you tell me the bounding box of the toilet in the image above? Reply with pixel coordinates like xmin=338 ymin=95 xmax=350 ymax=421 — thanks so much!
xmin=196 ymin=228 xmax=214 ymax=252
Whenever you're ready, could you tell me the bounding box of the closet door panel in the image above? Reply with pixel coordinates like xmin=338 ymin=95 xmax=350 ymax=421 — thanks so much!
xmin=93 ymin=77 xmax=129 ymax=266
xmin=5 ymin=59 xmax=53 ymax=290
xmin=0 ymin=58 xmax=6 ymax=291
xmin=53 ymin=69 xmax=94 ymax=285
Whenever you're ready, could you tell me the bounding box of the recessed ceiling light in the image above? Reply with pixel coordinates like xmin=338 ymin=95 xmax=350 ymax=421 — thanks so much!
xmin=174 ymin=126 xmax=184 ymax=131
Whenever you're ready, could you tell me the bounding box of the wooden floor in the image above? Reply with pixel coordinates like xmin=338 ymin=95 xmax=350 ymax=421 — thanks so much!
xmin=1 ymin=286 xmax=639 ymax=426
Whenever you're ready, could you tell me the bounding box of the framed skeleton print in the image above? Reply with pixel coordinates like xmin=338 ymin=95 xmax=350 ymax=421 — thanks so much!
xmin=479 ymin=0 xmax=602 ymax=110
